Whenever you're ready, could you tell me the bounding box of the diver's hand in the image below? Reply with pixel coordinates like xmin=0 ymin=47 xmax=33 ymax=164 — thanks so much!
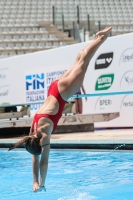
xmin=38 ymin=186 xmax=46 ymax=192
xmin=32 ymin=182 xmax=40 ymax=192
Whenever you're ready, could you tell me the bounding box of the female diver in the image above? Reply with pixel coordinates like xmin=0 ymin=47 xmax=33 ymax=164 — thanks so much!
xmin=8 ymin=27 xmax=112 ymax=192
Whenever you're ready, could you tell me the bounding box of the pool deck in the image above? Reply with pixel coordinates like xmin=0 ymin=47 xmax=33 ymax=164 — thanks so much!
xmin=0 ymin=129 xmax=133 ymax=150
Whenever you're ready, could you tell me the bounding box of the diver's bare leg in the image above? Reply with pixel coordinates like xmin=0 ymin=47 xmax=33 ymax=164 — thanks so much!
xmin=58 ymin=27 xmax=112 ymax=100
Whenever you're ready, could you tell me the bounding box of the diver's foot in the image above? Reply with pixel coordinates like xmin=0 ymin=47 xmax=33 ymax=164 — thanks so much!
xmin=32 ymin=182 xmax=39 ymax=192
xmin=95 ymin=27 xmax=112 ymax=40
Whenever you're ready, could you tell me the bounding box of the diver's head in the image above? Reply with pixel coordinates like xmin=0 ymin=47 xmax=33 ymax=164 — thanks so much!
xmin=8 ymin=136 xmax=41 ymax=155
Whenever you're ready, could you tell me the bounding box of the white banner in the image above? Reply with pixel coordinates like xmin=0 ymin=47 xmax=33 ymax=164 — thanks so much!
xmin=0 ymin=33 xmax=133 ymax=127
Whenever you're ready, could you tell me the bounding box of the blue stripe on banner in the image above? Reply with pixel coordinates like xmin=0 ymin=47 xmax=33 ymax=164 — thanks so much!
xmin=0 ymin=91 xmax=133 ymax=108
xmin=71 ymin=91 xmax=133 ymax=98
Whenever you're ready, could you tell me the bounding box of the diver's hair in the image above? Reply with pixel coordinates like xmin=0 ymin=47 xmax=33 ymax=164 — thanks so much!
xmin=8 ymin=136 xmax=41 ymax=155
xmin=25 ymin=137 xmax=41 ymax=155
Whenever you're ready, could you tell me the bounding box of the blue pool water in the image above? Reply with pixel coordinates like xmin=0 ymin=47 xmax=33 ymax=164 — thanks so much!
xmin=0 ymin=149 xmax=133 ymax=200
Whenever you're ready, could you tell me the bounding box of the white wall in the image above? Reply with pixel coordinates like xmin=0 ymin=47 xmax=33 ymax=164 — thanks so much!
xmin=0 ymin=32 xmax=133 ymax=127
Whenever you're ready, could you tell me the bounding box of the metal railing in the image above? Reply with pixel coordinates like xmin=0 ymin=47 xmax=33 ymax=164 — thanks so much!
xmin=51 ymin=5 xmax=111 ymax=40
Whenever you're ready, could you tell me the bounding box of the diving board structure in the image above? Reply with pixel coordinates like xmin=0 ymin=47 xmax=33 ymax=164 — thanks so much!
xmin=0 ymin=101 xmax=119 ymax=133
xmin=56 ymin=112 xmax=119 ymax=133
xmin=0 ymin=110 xmax=119 ymax=133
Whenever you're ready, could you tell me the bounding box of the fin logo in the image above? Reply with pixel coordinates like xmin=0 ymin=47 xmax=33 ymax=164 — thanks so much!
xmin=26 ymin=73 xmax=44 ymax=91
xmin=95 ymin=52 xmax=113 ymax=70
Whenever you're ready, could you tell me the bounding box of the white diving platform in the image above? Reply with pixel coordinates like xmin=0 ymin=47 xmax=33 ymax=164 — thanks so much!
xmin=0 ymin=112 xmax=119 ymax=133
xmin=0 ymin=102 xmax=119 ymax=133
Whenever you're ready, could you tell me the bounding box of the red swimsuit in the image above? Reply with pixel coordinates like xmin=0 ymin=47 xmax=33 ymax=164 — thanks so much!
xmin=30 ymin=80 xmax=66 ymax=133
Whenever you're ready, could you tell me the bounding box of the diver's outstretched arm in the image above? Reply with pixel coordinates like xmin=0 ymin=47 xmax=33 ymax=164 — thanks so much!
xmin=32 ymin=155 xmax=40 ymax=192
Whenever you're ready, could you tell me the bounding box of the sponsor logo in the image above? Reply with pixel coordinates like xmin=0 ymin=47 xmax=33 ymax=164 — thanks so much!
xmin=123 ymin=101 xmax=133 ymax=107
xmin=120 ymin=71 xmax=133 ymax=88
xmin=25 ymin=73 xmax=45 ymax=105
xmin=123 ymin=54 xmax=133 ymax=62
xmin=99 ymin=99 xmax=112 ymax=110
xmin=0 ymin=90 xmax=9 ymax=96
xmin=99 ymin=99 xmax=112 ymax=106
xmin=125 ymin=76 xmax=133 ymax=85
xmin=120 ymin=95 xmax=133 ymax=110
xmin=119 ymin=48 xmax=133 ymax=69
xmin=95 ymin=97 xmax=112 ymax=110
xmin=0 ymin=73 xmax=6 ymax=80
xmin=95 ymin=74 xmax=114 ymax=91
xmin=95 ymin=52 xmax=113 ymax=69
xmin=121 ymin=49 xmax=133 ymax=62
